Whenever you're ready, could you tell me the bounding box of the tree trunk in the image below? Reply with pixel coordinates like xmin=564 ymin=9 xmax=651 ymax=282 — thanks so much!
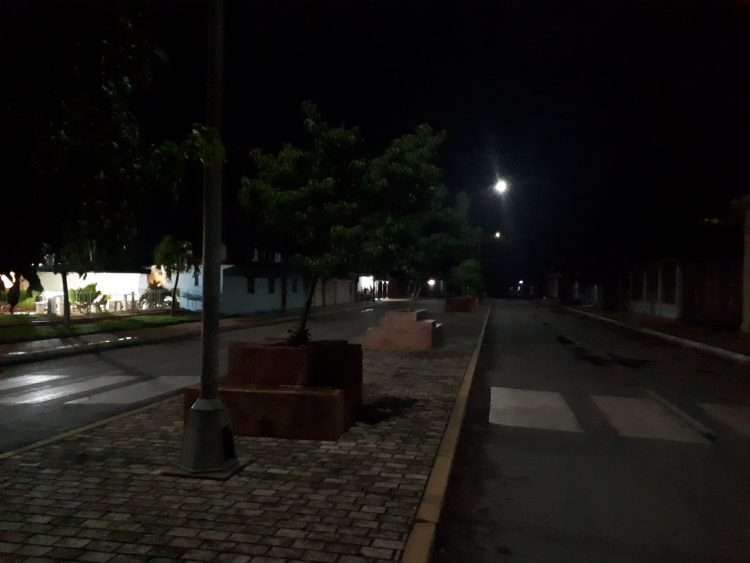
xmin=287 ymin=277 xmax=317 ymax=345
xmin=408 ymin=277 xmax=422 ymax=311
xmin=61 ymin=271 xmax=71 ymax=329
xmin=321 ymin=279 xmax=326 ymax=307
xmin=171 ymin=270 xmax=180 ymax=316
xmin=281 ymin=267 xmax=288 ymax=312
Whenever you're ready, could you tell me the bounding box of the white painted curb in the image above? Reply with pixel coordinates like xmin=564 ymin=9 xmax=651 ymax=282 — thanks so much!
xmin=565 ymin=307 xmax=750 ymax=365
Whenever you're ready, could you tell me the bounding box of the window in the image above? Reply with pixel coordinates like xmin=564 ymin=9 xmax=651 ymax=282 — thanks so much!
xmin=268 ymin=277 xmax=275 ymax=294
xmin=291 ymin=276 xmax=298 ymax=293
xmin=247 ymin=277 xmax=255 ymax=294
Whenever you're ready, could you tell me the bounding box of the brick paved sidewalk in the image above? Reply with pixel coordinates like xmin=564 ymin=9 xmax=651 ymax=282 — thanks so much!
xmin=0 ymin=308 xmax=486 ymax=563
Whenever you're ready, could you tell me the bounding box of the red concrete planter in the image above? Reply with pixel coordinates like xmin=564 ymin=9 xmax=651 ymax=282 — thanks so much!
xmin=226 ymin=340 xmax=362 ymax=395
xmin=445 ymin=295 xmax=479 ymax=313
xmin=183 ymin=340 xmax=363 ymax=441
xmin=363 ymin=309 xmax=443 ymax=351
xmin=183 ymin=384 xmax=357 ymax=441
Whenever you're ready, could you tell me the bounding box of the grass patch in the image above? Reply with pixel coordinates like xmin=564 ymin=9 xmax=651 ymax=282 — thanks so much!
xmin=0 ymin=314 xmax=199 ymax=345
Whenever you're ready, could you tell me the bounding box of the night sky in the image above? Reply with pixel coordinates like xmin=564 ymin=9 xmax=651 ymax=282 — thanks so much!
xmin=5 ymin=1 xmax=750 ymax=289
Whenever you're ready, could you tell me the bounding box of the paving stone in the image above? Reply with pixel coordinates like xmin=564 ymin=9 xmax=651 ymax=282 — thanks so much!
xmin=338 ymin=557 xmax=369 ymax=563
xmin=79 ymin=551 xmax=115 ymax=562
xmin=372 ymin=539 xmax=404 ymax=550
xmin=16 ymin=544 xmax=53 ymax=556
xmin=302 ymin=550 xmax=338 ymax=562
xmin=181 ymin=549 xmax=216 ymax=561
xmin=215 ymin=554 xmax=252 ymax=563
xmin=360 ymin=545 xmax=394 ymax=560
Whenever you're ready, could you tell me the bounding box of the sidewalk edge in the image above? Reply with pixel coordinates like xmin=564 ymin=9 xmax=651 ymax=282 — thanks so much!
xmin=564 ymin=306 xmax=750 ymax=365
xmin=402 ymin=305 xmax=492 ymax=563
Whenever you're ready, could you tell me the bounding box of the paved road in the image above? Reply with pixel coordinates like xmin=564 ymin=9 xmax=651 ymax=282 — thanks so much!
xmin=435 ymin=300 xmax=750 ymax=563
xmin=0 ymin=303 xmax=394 ymax=454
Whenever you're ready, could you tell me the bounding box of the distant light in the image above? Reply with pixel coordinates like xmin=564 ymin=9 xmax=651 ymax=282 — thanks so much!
xmin=519 ymin=280 xmax=524 ymax=285
xmin=494 ymin=231 xmax=502 ymax=239
xmin=427 ymin=279 xmax=437 ymax=288
xmin=494 ymin=179 xmax=509 ymax=194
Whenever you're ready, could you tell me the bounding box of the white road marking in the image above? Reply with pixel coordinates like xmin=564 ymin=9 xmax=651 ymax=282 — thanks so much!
xmin=0 ymin=375 xmax=134 ymax=405
xmin=489 ymin=387 xmax=583 ymax=432
xmin=0 ymin=375 xmax=66 ymax=392
xmin=592 ymin=395 xmax=709 ymax=444
xmin=66 ymin=376 xmax=198 ymax=405
xmin=700 ymin=403 xmax=750 ymax=438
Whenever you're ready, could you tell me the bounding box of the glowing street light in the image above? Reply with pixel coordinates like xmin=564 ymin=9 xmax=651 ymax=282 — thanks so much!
xmin=494 ymin=231 xmax=502 ymax=239
xmin=427 ymin=279 xmax=437 ymax=288
xmin=518 ymin=280 xmax=524 ymax=285
xmin=494 ymin=178 xmax=509 ymax=194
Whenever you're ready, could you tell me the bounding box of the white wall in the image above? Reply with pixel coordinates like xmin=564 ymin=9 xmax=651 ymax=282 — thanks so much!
xmin=287 ymin=275 xmax=307 ymax=309
xmin=628 ymin=263 xmax=682 ymax=320
xmin=218 ymin=273 xmax=307 ymax=316
xmin=312 ymin=279 xmax=354 ymax=307
xmin=37 ymin=271 xmax=149 ymax=300
xmin=221 ymin=275 xmax=279 ymax=315
xmin=37 ymin=267 xmax=349 ymax=316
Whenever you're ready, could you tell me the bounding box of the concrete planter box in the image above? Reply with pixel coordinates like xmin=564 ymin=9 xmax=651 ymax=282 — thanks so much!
xmin=445 ymin=296 xmax=479 ymax=313
xmin=363 ymin=309 xmax=442 ymax=351
xmin=184 ymin=340 xmax=362 ymax=441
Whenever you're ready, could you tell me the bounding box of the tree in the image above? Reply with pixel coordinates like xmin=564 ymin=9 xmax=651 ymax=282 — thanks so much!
xmin=361 ymin=126 xmax=477 ymax=308
xmin=46 ymin=235 xmax=95 ymax=328
xmin=240 ymin=102 xmax=368 ymax=344
xmin=6 ymin=275 xmax=21 ymax=315
xmin=448 ymin=258 xmax=484 ymax=296
xmin=32 ymin=17 xmax=214 ymax=328
xmin=154 ymin=235 xmax=194 ymax=316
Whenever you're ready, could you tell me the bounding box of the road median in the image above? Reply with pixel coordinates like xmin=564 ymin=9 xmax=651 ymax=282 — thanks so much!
xmin=0 ymin=304 xmax=489 ymax=563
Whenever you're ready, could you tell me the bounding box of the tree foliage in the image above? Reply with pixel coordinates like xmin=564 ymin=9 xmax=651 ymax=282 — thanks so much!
xmin=240 ymin=103 xmax=368 ymax=343
xmin=448 ymin=258 xmax=484 ymax=296
xmin=154 ymin=235 xmax=194 ymax=315
xmin=361 ymin=126 xmax=478 ymax=295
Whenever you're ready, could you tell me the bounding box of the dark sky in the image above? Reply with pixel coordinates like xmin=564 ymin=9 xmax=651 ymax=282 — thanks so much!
xmin=5 ymin=0 xmax=750 ymax=285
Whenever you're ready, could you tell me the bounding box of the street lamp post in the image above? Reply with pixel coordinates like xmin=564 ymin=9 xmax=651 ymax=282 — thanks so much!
xmin=179 ymin=0 xmax=239 ymax=475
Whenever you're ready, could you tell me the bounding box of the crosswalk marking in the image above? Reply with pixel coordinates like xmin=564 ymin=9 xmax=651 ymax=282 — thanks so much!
xmin=489 ymin=387 xmax=583 ymax=432
xmin=592 ymin=395 xmax=708 ymax=444
xmin=700 ymin=403 xmax=750 ymax=438
xmin=66 ymin=376 xmax=197 ymax=405
xmin=0 ymin=375 xmax=66 ymax=392
xmin=0 ymin=375 xmax=134 ymax=405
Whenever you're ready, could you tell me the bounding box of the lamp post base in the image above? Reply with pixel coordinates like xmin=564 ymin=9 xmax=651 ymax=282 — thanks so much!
xmin=178 ymin=397 xmax=240 ymax=475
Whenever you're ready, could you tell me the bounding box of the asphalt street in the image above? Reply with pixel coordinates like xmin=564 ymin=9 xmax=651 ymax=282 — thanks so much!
xmin=0 ymin=303 xmax=394 ymax=454
xmin=435 ymin=300 xmax=750 ymax=563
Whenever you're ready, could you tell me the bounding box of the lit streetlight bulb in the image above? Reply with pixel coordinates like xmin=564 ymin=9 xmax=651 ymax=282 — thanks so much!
xmin=494 ymin=231 xmax=502 ymax=239
xmin=494 ymin=179 xmax=509 ymax=194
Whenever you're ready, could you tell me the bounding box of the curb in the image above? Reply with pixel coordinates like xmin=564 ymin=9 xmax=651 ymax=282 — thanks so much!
xmin=564 ymin=307 xmax=750 ymax=365
xmin=645 ymin=389 xmax=716 ymax=442
xmin=402 ymin=305 xmax=492 ymax=563
xmin=0 ymin=304 xmax=366 ymax=368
